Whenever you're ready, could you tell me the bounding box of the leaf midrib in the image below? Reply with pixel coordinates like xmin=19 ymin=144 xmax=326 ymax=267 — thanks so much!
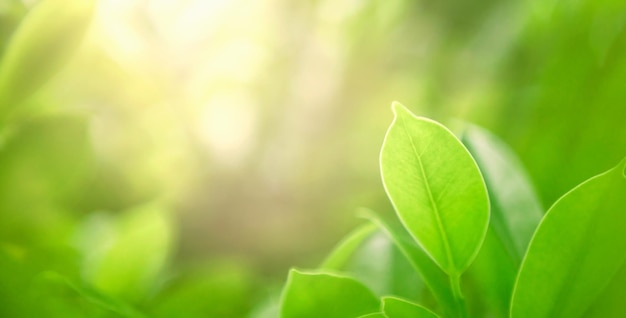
xmin=399 ymin=114 xmax=456 ymax=274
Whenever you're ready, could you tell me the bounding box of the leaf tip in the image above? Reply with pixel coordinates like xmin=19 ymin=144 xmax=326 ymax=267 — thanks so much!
xmin=288 ymin=268 xmax=303 ymax=277
xmin=390 ymin=101 xmax=412 ymax=118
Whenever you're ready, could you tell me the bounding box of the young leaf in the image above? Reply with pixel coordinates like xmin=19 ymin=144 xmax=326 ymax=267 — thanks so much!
xmin=382 ymin=296 xmax=439 ymax=318
xmin=341 ymin=230 xmax=425 ymax=300
xmin=320 ymin=223 xmax=377 ymax=270
xmin=461 ymin=125 xmax=543 ymax=317
xmin=380 ymin=102 xmax=489 ymax=275
xmin=511 ymin=159 xmax=626 ymax=317
xmin=280 ymin=269 xmax=380 ymax=318
xmin=320 ymin=223 xmax=423 ymax=304
xmin=0 ymin=0 xmax=96 ymax=116
xmin=362 ymin=211 xmax=458 ymax=317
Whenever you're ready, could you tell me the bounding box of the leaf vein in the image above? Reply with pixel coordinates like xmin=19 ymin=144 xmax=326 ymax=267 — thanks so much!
xmin=399 ymin=114 xmax=456 ymax=273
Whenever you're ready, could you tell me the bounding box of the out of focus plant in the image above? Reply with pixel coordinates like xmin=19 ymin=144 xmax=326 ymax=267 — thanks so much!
xmin=0 ymin=0 xmax=95 ymax=118
xmin=3 ymin=0 xmax=626 ymax=316
xmin=0 ymin=1 xmax=161 ymax=316
xmin=0 ymin=2 xmax=257 ymax=316
xmin=278 ymin=102 xmax=626 ymax=317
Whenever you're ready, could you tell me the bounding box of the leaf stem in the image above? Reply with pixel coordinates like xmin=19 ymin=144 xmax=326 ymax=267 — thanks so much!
xmin=449 ymin=273 xmax=468 ymax=318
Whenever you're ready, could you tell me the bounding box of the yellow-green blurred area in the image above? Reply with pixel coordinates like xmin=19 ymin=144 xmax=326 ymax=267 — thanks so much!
xmin=1 ymin=0 xmax=626 ymax=316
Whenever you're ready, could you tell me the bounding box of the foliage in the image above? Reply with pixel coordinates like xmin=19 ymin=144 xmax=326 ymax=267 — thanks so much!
xmin=278 ymin=103 xmax=626 ymax=317
xmin=2 ymin=0 xmax=626 ymax=316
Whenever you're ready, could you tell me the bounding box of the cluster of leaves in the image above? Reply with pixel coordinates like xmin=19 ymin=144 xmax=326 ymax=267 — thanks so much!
xmin=279 ymin=102 xmax=626 ymax=317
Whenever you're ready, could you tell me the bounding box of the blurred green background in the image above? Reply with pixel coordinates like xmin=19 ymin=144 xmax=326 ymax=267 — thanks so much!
xmin=1 ymin=0 xmax=625 ymax=316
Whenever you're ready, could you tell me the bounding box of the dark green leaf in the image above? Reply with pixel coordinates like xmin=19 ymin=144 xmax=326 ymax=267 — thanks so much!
xmin=462 ymin=125 xmax=543 ymax=263
xmin=462 ymin=125 xmax=543 ymax=317
xmin=464 ymin=229 xmax=517 ymax=318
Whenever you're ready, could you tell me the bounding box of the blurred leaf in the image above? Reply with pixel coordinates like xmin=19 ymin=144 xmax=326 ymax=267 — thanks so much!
xmin=35 ymin=271 xmax=146 ymax=318
xmin=280 ymin=269 xmax=379 ymax=318
xmin=320 ymin=222 xmax=423 ymax=300
xmin=495 ymin=0 xmax=626 ymax=206
xmin=382 ymin=296 xmax=439 ymax=318
xmin=362 ymin=211 xmax=456 ymax=317
xmin=0 ymin=0 xmax=96 ymax=117
xmin=0 ymin=115 xmax=93 ymax=201
xmin=320 ymin=223 xmax=377 ymax=270
xmin=344 ymin=230 xmax=424 ymax=301
xmin=0 ymin=248 xmax=142 ymax=317
xmin=0 ymin=248 xmax=38 ymax=316
xmin=462 ymin=124 xmax=542 ymax=261
xmin=463 ymin=229 xmax=516 ymax=318
xmin=0 ymin=115 xmax=93 ymax=245
xmin=0 ymin=0 xmax=25 ymax=54
xmin=511 ymin=159 xmax=626 ymax=317
xmin=380 ymin=102 xmax=489 ymax=275
xmin=461 ymin=124 xmax=543 ymax=317
xmin=151 ymin=260 xmax=256 ymax=318
xmin=79 ymin=202 xmax=174 ymax=301
xmin=588 ymin=4 xmax=626 ymax=65
xmin=248 ymin=291 xmax=280 ymax=318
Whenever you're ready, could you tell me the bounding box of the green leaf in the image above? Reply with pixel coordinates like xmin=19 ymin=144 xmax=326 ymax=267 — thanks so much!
xmin=462 ymin=125 xmax=543 ymax=263
xmin=248 ymin=291 xmax=280 ymax=318
xmin=463 ymin=229 xmax=517 ymax=318
xmin=347 ymin=230 xmax=425 ymax=300
xmin=358 ymin=314 xmax=386 ymax=318
xmin=382 ymin=296 xmax=439 ymax=318
xmin=362 ymin=211 xmax=457 ymax=317
xmin=511 ymin=158 xmax=626 ymax=317
xmin=150 ymin=260 xmax=255 ymax=318
xmin=0 ymin=0 xmax=96 ymax=116
xmin=461 ymin=125 xmax=543 ymax=317
xmin=321 ymin=221 xmax=424 ymax=301
xmin=0 ymin=115 xmax=94 ymax=246
xmin=380 ymin=102 xmax=489 ymax=275
xmin=320 ymin=223 xmax=377 ymax=270
xmin=280 ymin=269 xmax=380 ymax=318
xmin=38 ymin=272 xmax=146 ymax=318
xmin=78 ymin=202 xmax=174 ymax=301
